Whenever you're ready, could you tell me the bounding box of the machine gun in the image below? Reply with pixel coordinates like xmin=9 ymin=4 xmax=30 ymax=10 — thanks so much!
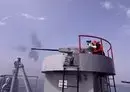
xmin=31 ymin=48 xmax=75 ymax=66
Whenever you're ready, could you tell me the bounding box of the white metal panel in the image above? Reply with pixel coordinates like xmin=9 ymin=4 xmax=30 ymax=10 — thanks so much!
xmin=41 ymin=54 xmax=67 ymax=71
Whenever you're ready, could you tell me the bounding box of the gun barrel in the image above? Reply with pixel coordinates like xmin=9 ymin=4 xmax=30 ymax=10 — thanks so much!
xmin=31 ymin=48 xmax=59 ymax=52
xmin=31 ymin=48 xmax=73 ymax=54
xmin=121 ymin=81 xmax=130 ymax=84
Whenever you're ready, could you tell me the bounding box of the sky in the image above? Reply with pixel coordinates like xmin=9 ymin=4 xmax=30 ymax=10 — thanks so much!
xmin=0 ymin=0 xmax=130 ymax=84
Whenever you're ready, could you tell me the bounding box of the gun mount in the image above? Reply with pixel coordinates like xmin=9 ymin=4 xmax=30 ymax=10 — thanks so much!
xmin=31 ymin=48 xmax=79 ymax=66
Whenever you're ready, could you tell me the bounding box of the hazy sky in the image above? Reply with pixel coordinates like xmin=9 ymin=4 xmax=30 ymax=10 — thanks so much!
xmin=0 ymin=0 xmax=130 ymax=83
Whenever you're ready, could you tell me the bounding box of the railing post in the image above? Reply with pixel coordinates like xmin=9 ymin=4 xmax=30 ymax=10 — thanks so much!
xmin=111 ymin=46 xmax=114 ymax=61
xmin=78 ymin=35 xmax=81 ymax=53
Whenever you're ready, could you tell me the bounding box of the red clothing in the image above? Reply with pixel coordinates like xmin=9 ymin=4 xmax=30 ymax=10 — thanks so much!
xmin=93 ymin=43 xmax=105 ymax=55
xmin=93 ymin=45 xmax=103 ymax=52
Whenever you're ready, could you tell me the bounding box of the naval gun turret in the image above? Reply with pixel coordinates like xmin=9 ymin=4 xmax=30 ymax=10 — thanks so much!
xmin=31 ymin=48 xmax=78 ymax=66
xmin=31 ymin=35 xmax=117 ymax=92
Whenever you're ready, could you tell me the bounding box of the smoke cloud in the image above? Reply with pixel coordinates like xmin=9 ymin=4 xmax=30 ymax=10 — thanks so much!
xmin=15 ymin=32 xmax=42 ymax=61
xmin=28 ymin=32 xmax=42 ymax=61
xmin=15 ymin=45 xmax=27 ymax=52
xmin=31 ymin=32 xmax=42 ymax=48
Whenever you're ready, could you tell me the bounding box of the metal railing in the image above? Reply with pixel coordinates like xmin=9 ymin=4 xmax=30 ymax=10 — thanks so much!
xmin=78 ymin=35 xmax=114 ymax=61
